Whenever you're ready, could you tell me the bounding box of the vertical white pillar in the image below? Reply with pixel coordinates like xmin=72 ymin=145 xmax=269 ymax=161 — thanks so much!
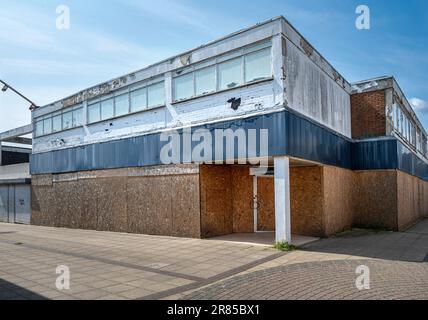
xmin=274 ymin=156 xmax=291 ymax=243
xmin=253 ymin=175 xmax=258 ymax=233
xmin=164 ymin=71 xmax=179 ymax=124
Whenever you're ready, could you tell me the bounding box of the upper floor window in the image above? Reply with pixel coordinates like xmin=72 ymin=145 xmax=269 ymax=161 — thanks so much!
xmin=172 ymin=41 xmax=272 ymax=102
xmin=87 ymin=81 xmax=165 ymax=124
xmin=244 ymin=48 xmax=271 ymax=83
xmin=218 ymin=58 xmax=242 ymax=90
xmin=34 ymin=41 xmax=272 ymax=136
xmin=195 ymin=67 xmax=216 ymax=96
xmin=115 ymin=94 xmax=129 ymax=117
xmin=35 ymin=105 xmax=83 ymax=137
xmin=392 ymin=104 xmax=427 ymax=155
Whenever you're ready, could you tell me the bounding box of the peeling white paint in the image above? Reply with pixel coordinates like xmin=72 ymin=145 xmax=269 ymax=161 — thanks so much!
xmin=351 ymin=81 xmax=379 ymax=94
xmin=284 ymin=40 xmax=351 ymax=137
xmin=33 ymin=16 xmax=354 ymax=153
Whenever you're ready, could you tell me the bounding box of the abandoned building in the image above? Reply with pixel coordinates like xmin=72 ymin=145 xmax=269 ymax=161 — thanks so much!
xmin=9 ymin=16 xmax=427 ymax=243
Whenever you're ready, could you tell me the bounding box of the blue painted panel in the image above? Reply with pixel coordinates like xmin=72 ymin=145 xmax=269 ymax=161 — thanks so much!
xmin=397 ymin=141 xmax=428 ymax=180
xmin=284 ymin=110 xmax=352 ymax=168
xmin=31 ymin=110 xmax=350 ymax=174
xmin=30 ymin=110 xmax=428 ymax=181
xmin=351 ymin=139 xmax=398 ymax=170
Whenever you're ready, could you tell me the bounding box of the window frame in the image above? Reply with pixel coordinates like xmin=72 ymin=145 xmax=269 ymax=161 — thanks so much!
xmin=114 ymin=93 xmax=130 ymax=117
xmin=129 ymin=80 xmax=165 ymax=114
xmin=86 ymin=80 xmax=166 ymax=125
xmin=100 ymin=97 xmax=115 ymax=121
xmin=87 ymin=102 xmax=101 ymax=124
xmin=172 ymin=40 xmax=272 ymax=103
xmin=34 ymin=104 xmax=84 ymax=137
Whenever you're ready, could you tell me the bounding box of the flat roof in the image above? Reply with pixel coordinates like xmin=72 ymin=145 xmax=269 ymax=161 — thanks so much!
xmin=34 ymin=15 xmax=351 ymax=116
xmin=0 ymin=146 xmax=32 ymax=153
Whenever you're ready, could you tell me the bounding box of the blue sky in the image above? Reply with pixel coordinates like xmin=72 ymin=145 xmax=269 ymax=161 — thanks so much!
xmin=0 ymin=0 xmax=427 ymax=132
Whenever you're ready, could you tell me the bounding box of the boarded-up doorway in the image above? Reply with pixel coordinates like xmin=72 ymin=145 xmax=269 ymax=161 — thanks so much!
xmin=255 ymin=176 xmax=275 ymax=231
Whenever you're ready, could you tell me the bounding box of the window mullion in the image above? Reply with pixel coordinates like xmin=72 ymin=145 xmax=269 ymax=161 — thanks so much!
xmin=242 ymin=55 xmax=246 ymax=84
xmin=145 ymin=87 xmax=148 ymax=110
xmin=215 ymin=64 xmax=219 ymax=92
xmin=193 ymin=72 xmax=196 ymax=98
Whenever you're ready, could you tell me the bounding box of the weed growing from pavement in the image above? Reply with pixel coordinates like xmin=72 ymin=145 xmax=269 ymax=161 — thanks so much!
xmin=273 ymin=241 xmax=297 ymax=252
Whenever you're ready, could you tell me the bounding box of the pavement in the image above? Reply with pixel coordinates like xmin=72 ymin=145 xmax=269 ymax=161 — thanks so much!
xmin=209 ymin=232 xmax=319 ymax=247
xmin=176 ymin=219 xmax=428 ymax=300
xmin=0 ymin=223 xmax=281 ymax=300
xmin=0 ymin=218 xmax=427 ymax=300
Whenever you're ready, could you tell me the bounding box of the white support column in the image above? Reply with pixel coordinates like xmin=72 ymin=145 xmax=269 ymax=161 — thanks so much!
xmin=274 ymin=156 xmax=291 ymax=244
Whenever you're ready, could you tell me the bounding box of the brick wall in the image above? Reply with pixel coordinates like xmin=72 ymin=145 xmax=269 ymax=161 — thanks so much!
xmin=351 ymin=90 xmax=386 ymax=139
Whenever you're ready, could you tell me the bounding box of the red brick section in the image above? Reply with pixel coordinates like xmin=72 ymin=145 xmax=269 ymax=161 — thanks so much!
xmin=351 ymin=90 xmax=386 ymax=139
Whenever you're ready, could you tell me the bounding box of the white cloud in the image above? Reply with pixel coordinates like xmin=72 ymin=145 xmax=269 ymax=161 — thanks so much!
xmin=410 ymin=98 xmax=428 ymax=113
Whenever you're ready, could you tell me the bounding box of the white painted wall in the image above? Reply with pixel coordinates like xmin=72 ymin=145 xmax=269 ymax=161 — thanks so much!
xmin=32 ymin=17 xmax=353 ymax=153
xmin=284 ymin=40 xmax=352 ymax=138
xmin=0 ymin=163 xmax=30 ymax=180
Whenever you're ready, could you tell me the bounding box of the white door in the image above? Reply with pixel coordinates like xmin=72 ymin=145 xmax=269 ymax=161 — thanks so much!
xmin=14 ymin=185 xmax=31 ymax=224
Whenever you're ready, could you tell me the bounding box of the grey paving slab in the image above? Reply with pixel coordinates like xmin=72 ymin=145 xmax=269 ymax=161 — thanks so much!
xmin=1 ymin=219 xmax=427 ymax=300
xmin=300 ymin=222 xmax=428 ymax=263
xmin=182 ymin=259 xmax=428 ymax=300
xmin=0 ymin=223 xmax=278 ymax=300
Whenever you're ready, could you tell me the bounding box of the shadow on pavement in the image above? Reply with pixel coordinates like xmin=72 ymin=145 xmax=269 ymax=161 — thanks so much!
xmin=301 ymin=218 xmax=428 ymax=263
xmin=0 ymin=278 xmax=48 ymax=300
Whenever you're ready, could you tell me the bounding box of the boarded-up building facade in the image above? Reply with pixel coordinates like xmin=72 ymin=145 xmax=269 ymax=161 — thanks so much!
xmin=29 ymin=17 xmax=428 ymax=242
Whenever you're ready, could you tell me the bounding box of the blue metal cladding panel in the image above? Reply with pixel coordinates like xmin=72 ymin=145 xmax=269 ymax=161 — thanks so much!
xmin=284 ymin=110 xmax=352 ymax=168
xmin=397 ymin=142 xmax=428 ymax=180
xmin=194 ymin=111 xmax=287 ymax=162
xmin=351 ymin=139 xmax=398 ymax=171
xmin=31 ymin=110 xmax=355 ymax=175
xmin=31 ymin=110 xmax=428 ymax=180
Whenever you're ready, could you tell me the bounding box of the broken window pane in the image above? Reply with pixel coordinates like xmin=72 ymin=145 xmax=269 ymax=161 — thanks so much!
xmin=115 ymin=94 xmax=129 ymax=116
xmin=195 ymin=67 xmax=216 ymax=96
xmin=130 ymin=88 xmax=147 ymax=112
xmin=52 ymin=114 xmax=62 ymax=132
xmin=101 ymin=98 xmax=114 ymax=120
xmin=174 ymin=73 xmax=194 ymax=101
xmin=72 ymin=108 xmax=83 ymax=127
xmin=88 ymin=103 xmax=100 ymax=124
xmin=62 ymin=111 xmax=73 ymax=129
xmin=245 ymin=48 xmax=271 ymax=83
xmin=148 ymin=82 xmax=165 ymax=107
xmin=218 ymin=58 xmax=242 ymax=90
